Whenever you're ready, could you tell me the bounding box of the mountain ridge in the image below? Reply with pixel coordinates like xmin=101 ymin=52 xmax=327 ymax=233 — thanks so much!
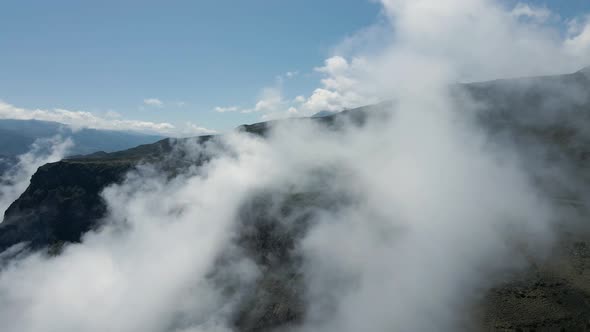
xmin=2 ymin=69 xmax=590 ymax=331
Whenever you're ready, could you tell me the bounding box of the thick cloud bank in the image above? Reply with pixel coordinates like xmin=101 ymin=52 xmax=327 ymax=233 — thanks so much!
xmin=0 ymin=0 xmax=587 ymax=331
xmin=0 ymin=103 xmax=556 ymax=331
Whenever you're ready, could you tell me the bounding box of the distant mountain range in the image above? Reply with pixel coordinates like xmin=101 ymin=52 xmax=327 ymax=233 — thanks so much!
xmin=0 ymin=119 xmax=164 ymax=157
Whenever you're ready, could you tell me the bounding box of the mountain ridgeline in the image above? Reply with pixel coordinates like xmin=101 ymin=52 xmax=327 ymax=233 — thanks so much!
xmin=0 ymin=119 xmax=164 ymax=157
xmin=2 ymin=69 xmax=590 ymax=331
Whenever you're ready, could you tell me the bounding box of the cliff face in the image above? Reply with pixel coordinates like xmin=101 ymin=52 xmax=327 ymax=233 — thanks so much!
xmin=0 ymin=137 xmax=178 ymax=252
xmin=0 ymin=71 xmax=590 ymax=331
xmin=0 ymin=160 xmax=131 ymax=251
xmin=0 ymin=105 xmax=382 ymax=254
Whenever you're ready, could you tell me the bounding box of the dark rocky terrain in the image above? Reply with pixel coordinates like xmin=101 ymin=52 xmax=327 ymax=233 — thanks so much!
xmin=1 ymin=69 xmax=590 ymax=331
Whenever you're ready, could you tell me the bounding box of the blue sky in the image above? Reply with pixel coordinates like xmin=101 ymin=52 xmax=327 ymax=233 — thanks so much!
xmin=0 ymin=0 xmax=381 ymax=131
xmin=538 ymin=0 xmax=590 ymax=18
xmin=1 ymin=0 xmax=589 ymax=134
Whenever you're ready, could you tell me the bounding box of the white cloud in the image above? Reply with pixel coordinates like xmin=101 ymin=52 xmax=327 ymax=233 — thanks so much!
xmin=305 ymin=88 xmax=362 ymax=113
xmin=0 ymin=95 xmax=556 ymax=331
xmin=287 ymin=0 xmax=590 ymax=118
xmin=565 ymin=16 xmax=590 ymax=56
xmin=315 ymin=56 xmax=349 ymax=75
xmin=276 ymin=70 xmax=300 ymax=83
xmin=250 ymin=87 xmax=284 ymax=113
xmin=181 ymin=122 xmax=218 ymax=136
xmin=0 ymin=100 xmax=216 ymax=137
xmin=143 ymin=98 xmax=163 ymax=107
xmin=215 ymin=87 xmax=289 ymax=116
xmin=298 ymin=56 xmax=377 ymax=114
xmin=216 ymin=57 xmax=375 ymax=119
xmin=375 ymin=0 xmax=590 ymax=81
xmin=214 ymin=106 xmax=240 ymax=113
xmin=510 ymin=3 xmax=553 ymax=22
xmin=293 ymin=95 xmax=306 ymax=103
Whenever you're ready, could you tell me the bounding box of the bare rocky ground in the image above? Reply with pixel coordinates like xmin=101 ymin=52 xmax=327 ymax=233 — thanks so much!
xmin=476 ymin=218 xmax=590 ymax=331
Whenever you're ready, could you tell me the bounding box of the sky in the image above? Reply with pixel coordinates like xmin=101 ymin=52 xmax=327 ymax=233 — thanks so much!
xmin=1 ymin=0 xmax=590 ymax=136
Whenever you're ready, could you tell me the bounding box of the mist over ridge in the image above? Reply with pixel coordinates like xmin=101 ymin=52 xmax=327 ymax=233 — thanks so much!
xmin=1 ymin=0 xmax=590 ymax=331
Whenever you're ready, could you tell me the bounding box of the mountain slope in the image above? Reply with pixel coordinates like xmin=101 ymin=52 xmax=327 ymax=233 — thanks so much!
xmin=1 ymin=70 xmax=590 ymax=331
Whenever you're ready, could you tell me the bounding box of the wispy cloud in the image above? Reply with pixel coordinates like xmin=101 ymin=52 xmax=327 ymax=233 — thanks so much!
xmin=0 ymin=136 xmax=73 ymax=219
xmin=180 ymin=122 xmax=218 ymax=136
xmin=214 ymin=106 xmax=240 ymax=113
xmin=0 ymin=100 xmax=216 ymax=137
xmin=275 ymin=70 xmax=300 ymax=83
xmin=565 ymin=15 xmax=590 ymax=56
xmin=216 ymin=57 xmax=374 ymax=120
xmin=510 ymin=3 xmax=553 ymax=23
xmin=214 ymin=87 xmax=292 ymax=119
xmin=143 ymin=98 xmax=164 ymax=107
